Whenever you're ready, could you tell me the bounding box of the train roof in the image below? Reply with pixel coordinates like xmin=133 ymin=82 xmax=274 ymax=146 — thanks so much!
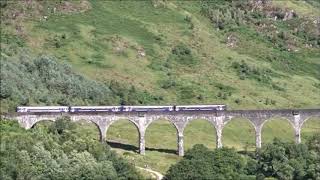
xmin=122 ymin=105 xmax=173 ymax=108
xmin=175 ymin=104 xmax=226 ymax=107
xmin=70 ymin=106 xmax=121 ymax=108
xmin=17 ymin=106 xmax=69 ymax=109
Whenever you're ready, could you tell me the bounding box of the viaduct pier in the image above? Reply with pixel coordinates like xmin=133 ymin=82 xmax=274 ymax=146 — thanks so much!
xmin=4 ymin=109 xmax=320 ymax=156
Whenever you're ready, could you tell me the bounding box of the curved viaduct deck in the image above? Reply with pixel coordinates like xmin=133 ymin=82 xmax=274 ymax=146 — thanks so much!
xmin=3 ymin=109 xmax=320 ymax=156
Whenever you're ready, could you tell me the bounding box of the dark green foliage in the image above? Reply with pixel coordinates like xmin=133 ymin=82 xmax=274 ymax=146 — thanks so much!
xmin=256 ymin=137 xmax=320 ymax=179
xmin=215 ymin=83 xmax=235 ymax=100
xmin=44 ymin=34 xmax=67 ymax=49
xmin=165 ymin=144 xmax=254 ymax=180
xmin=200 ymin=0 xmax=247 ymax=30
xmin=234 ymin=98 xmax=241 ymax=104
xmin=306 ymin=133 xmax=320 ymax=153
xmin=178 ymin=85 xmax=197 ymax=102
xmin=0 ymin=55 xmax=160 ymax=112
xmin=168 ymin=43 xmax=198 ymax=66
xmin=231 ymin=60 xmax=273 ymax=83
xmin=159 ymin=78 xmax=177 ymax=89
xmin=49 ymin=117 xmax=76 ymax=135
xmin=109 ymin=80 xmax=161 ymax=105
xmin=231 ymin=60 xmax=286 ymax=91
xmin=0 ymin=119 xmax=143 ymax=180
xmin=166 ymin=136 xmax=320 ymax=179
xmin=313 ymin=83 xmax=320 ymax=89
xmin=0 ymin=0 xmax=8 ymax=8
xmin=264 ymin=98 xmax=276 ymax=106
xmin=0 ymin=55 xmax=115 ymax=110
xmin=0 ymin=33 xmax=25 ymax=56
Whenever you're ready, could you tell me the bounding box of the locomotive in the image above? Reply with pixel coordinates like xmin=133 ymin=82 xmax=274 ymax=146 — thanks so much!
xmin=16 ymin=104 xmax=227 ymax=113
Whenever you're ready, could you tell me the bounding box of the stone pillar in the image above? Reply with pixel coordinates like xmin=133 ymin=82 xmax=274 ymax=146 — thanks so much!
xmin=139 ymin=130 xmax=146 ymax=155
xmin=215 ymin=117 xmax=224 ymax=148
xmin=216 ymin=127 xmax=223 ymax=148
xmin=177 ymin=132 xmax=184 ymax=156
xmin=293 ymin=114 xmax=301 ymax=144
xmin=99 ymin=125 xmax=108 ymax=142
xmin=294 ymin=128 xmax=301 ymax=144
xmin=255 ymin=125 xmax=262 ymax=148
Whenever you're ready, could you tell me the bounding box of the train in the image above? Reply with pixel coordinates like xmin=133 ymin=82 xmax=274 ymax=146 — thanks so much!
xmin=16 ymin=104 xmax=227 ymax=113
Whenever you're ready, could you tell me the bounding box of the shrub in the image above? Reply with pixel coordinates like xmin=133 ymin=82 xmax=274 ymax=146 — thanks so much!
xmin=231 ymin=60 xmax=285 ymax=92
xmin=168 ymin=43 xmax=198 ymax=66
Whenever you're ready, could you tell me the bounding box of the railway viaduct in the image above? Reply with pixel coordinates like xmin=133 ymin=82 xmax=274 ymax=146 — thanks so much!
xmin=4 ymin=109 xmax=320 ymax=156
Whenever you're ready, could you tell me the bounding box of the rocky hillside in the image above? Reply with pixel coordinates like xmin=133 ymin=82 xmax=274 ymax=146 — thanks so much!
xmin=1 ymin=0 xmax=320 ymax=112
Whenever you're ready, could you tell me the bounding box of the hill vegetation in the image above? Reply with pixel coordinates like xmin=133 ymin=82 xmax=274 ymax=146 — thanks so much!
xmin=0 ymin=118 xmax=142 ymax=179
xmin=1 ymin=0 xmax=320 ymax=112
xmin=1 ymin=0 xmax=320 ymax=179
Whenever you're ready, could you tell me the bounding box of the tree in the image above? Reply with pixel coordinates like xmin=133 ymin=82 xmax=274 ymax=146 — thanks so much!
xmin=165 ymin=144 xmax=254 ymax=180
xmin=256 ymin=137 xmax=320 ymax=179
xmin=0 ymin=119 xmax=143 ymax=179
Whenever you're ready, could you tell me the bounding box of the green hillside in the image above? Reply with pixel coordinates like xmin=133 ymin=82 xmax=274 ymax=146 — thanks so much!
xmin=1 ymin=0 xmax=320 ymax=112
xmin=1 ymin=0 xmax=320 ymax=176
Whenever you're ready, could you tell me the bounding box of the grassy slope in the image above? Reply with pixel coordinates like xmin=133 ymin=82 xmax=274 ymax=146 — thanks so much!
xmin=2 ymin=0 xmax=319 ymax=109
xmin=1 ymin=0 xmax=320 ymax=175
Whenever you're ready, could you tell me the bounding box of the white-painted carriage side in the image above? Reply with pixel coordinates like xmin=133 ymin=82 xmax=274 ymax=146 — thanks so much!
xmin=175 ymin=105 xmax=226 ymax=111
xmin=70 ymin=106 xmax=121 ymax=112
xmin=122 ymin=106 xmax=174 ymax=112
xmin=17 ymin=106 xmax=69 ymax=112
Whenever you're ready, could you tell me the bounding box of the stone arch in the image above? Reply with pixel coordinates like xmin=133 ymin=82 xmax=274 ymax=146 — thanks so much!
xmin=261 ymin=116 xmax=295 ymax=144
xmin=26 ymin=114 xmax=68 ymax=129
xmin=30 ymin=118 xmax=56 ymax=129
xmin=224 ymin=116 xmax=256 ymax=130
xmin=105 ymin=118 xmax=141 ymax=152
xmin=300 ymin=116 xmax=320 ymax=143
xmin=144 ymin=117 xmax=179 ymax=154
xmin=183 ymin=117 xmax=214 ymax=131
xmin=260 ymin=115 xmax=295 ymax=130
xmin=64 ymin=118 xmax=102 ymax=141
xmin=106 ymin=117 xmax=140 ymax=136
xmin=183 ymin=118 xmax=217 ymax=150
xmin=222 ymin=117 xmax=256 ymax=150
xmin=145 ymin=117 xmax=180 ymax=134
xmin=81 ymin=119 xmax=106 ymax=141
xmin=300 ymin=115 xmax=320 ymax=129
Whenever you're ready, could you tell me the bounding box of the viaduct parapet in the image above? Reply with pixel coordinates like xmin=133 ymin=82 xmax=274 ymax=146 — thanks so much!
xmin=3 ymin=109 xmax=320 ymax=156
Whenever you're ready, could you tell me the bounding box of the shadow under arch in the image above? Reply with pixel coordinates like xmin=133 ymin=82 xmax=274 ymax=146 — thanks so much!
xmin=184 ymin=118 xmax=216 ymax=150
xmin=30 ymin=119 xmax=55 ymax=130
xmin=300 ymin=116 xmax=320 ymax=143
xmin=222 ymin=117 xmax=255 ymax=151
xmin=106 ymin=119 xmax=140 ymax=153
xmin=261 ymin=117 xmax=295 ymax=144
xmin=145 ymin=118 xmax=178 ymax=154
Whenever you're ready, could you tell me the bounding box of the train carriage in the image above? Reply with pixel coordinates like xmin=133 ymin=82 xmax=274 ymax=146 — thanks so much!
xmin=122 ymin=106 xmax=174 ymax=112
xmin=70 ymin=106 xmax=121 ymax=112
xmin=16 ymin=106 xmax=69 ymax=113
xmin=175 ymin=105 xmax=226 ymax=111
